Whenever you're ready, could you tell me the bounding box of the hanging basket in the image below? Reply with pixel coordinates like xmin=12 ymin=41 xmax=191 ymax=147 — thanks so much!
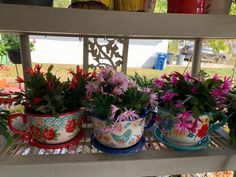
xmin=7 ymin=49 xmax=22 ymax=64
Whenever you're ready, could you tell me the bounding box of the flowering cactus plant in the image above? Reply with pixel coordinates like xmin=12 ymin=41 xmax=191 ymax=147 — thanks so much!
xmin=14 ymin=64 xmax=94 ymax=116
xmin=153 ymin=71 xmax=232 ymax=124
xmin=84 ymin=67 xmax=157 ymax=125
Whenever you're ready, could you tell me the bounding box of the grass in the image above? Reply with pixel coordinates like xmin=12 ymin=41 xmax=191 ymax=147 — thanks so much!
xmin=0 ymin=63 xmax=234 ymax=92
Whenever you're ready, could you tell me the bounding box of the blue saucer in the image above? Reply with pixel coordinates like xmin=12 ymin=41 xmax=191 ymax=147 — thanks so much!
xmin=91 ymin=134 xmax=146 ymax=154
xmin=153 ymin=128 xmax=211 ymax=151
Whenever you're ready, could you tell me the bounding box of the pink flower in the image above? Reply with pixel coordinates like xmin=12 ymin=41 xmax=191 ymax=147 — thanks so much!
xmin=152 ymin=78 xmax=165 ymax=88
xmin=112 ymin=86 xmax=124 ymax=96
xmin=184 ymin=72 xmax=192 ymax=81
xmin=161 ymin=73 xmax=167 ymax=79
xmin=110 ymin=105 xmax=119 ymax=119
xmin=116 ymin=109 xmax=139 ymax=122
xmin=149 ymin=93 xmax=158 ymax=108
xmin=128 ymin=79 xmax=137 ymax=88
xmin=175 ymin=118 xmax=192 ymax=134
xmin=86 ymin=81 xmax=98 ymax=96
xmin=176 ymin=111 xmax=192 ymax=121
xmin=161 ymin=91 xmax=178 ymax=102
xmin=108 ymin=72 xmax=129 ymax=92
xmin=220 ymin=77 xmax=232 ymax=94
xmin=142 ymin=87 xmax=151 ymax=93
xmin=170 ymin=72 xmax=178 ymax=85
xmin=97 ymin=67 xmax=113 ymax=82
xmin=175 ymin=102 xmax=184 ymax=108
xmin=212 ymin=74 xmax=221 ymax=81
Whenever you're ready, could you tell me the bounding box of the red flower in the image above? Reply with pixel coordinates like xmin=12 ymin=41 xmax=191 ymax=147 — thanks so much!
xmin=27 ymin=67 xmax=34 ymax=75
xmin=43 ymin=128 xmax=56 ymax=141
xmin=70 ymin=77 xmax=78 ymax=89
xmin=65 ymin=119 xmax=77 ymax=133
xmin=34 ymin=64 xmax=42 ymax=72
xmin=15 ymin=76 xmax=24 ymax=84
xmin=197 ymin=124 xmax=209 ymax=138
xmin=76 ymin=66 xmax=83 ymax=76
xmin=30 ymin=126 xmax=41 ymax=138
xmin=92 ymin=71 xmax=96 ymax=78
xmin=33 ymin=97 xmax=42 ymax=104
xmin=47 ymin=79 xmax=54 ymax=91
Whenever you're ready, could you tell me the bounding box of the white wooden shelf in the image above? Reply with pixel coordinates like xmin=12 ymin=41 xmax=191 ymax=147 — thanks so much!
xmin=0 ymin=4 xmax=236 ymax=39
xmin=0 ymin=121 xmax=235 ymax=177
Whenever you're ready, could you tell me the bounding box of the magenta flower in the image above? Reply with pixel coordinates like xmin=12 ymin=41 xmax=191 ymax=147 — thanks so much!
xmin=212 ymin=74 xmax=221 ymax=81
xmin=152 ymin=78 xmax=165 ymax=88
xmin=161 ymin=73 xmax=167 ymax=79
xmin=142 ymin=87 xmax=151 ymax=93
xmin=108 ymin=72 xmax=129 ymax=92
xmin=149 ymin=93 xmax=158 ymax=109
xmin=175 ymin=118 xmax=193 ymax=134
xmin=110 ymin=104 xmax=119 ymax=120
xmin=220 ymin=77 xmax=232 ymax=94
xmin=161 ymin=91 xmax=178 ymax=102
xmin=184 ymin=72 xmax=192 ymax=81
xmin=86 ymin=81 xmax=98 ymax=96
xmin=175 ymin=102 xmax=184 ymax=108
xmin=170 ymin=72 xmax=178 ymax=85
xmin=97 ymin=67 xmax=113 ymax=82
xmin=116 ymin=109 xmax=139 ymax=122
xmin=128 ymin=79 xmax=137 ymax=88
xmin=176 ymin=111 xmax=192 ymax=121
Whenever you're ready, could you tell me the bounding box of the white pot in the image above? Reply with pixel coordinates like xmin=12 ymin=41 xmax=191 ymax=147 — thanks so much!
xmin=92 ymin=116 xmax=145 ymax=149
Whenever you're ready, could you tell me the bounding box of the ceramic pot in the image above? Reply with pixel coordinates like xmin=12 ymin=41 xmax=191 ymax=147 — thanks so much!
xmin=168 ymin=0 xmax=206 ymax=14
xmin=8 ymin=110 xmax=83 ymax=144
xmin=159 ymin=113 xmax=228 ymax=146
xmin=114 ymin=0 xmax=156 ymax=12
xmin=92 ymin=116 xmax=146 ymax=149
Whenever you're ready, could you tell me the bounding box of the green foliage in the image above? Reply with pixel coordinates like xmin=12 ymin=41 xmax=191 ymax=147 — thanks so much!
xmin=230 ymin=3 xmax=236 ymax=15
xmin=0 ymin=34 xmax=35 ymax=51
xmin=0 ymin=108 xmax=13 ymax=145
xmin=53 ymin=0 xmax=70 ymax=8
xmin=129 ymin=72 xmax=153 ymax=88
xmin=14 ymin=65 xmax=92 ymax=116
xmin=0 ymin=42 xmax=6 ymax=57
xmin=154 ymin=0 xmax=167 ymax=13
xmin=208 ymin=40 xmax=229 ymax=55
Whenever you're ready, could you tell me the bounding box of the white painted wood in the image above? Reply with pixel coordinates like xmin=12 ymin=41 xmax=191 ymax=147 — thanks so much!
xmin=1 ymin=4 xmax=236 ymax=39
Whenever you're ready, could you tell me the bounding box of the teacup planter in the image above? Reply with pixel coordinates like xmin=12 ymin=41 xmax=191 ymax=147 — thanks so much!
xmin=92 ymin=116 xmax=145 ymax=149
xmin=159 ymin=113 xmax=228 ymax=146
xmin=8 ymin=110 xmax=82 ymax=144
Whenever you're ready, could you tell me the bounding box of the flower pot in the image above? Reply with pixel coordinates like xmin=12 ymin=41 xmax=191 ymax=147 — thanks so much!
xmin=92 ymin=116 xmax=145 ymax=149
xmin=8 ymin=110 xmax=83 ymax=144
xmin=7 ymin=49 xmax=21 ymax=64
xmin=205 ymin=0 xmax=232 ymax=14
xmin=0 ymin=0 xmax=54 ymax=6
xmin=114 ymin=0 xmax=156 ymax=12
xmin=159 ymin=113 xmax=228 ymax=146
xmin=167 ymin=0 xmax=206 ymax=14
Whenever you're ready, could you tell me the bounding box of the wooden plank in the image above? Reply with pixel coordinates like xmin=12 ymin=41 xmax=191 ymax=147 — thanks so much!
xmin=0 ymin=147 xmax=235 ymax=177
xmin=1 ymin=4 xmax=236 ymax=39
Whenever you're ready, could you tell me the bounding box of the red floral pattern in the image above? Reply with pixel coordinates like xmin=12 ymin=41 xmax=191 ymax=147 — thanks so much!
xmin=65 ymin=119 xmax=77 ymax=133
xmin=30 ymin=125 xmax=41 ymax=138
xmin=43 ymin=128 xmax=56 ymax=141
xmin=197 ymin=124 xmax=208 ymax=138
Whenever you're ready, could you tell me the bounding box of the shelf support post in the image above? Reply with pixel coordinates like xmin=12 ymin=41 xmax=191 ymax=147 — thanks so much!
xmin=122 ymin=38 xmax=129 ymax=74
xmin=83 ymin=37 xmax=89 ymax=72
xmin=20 ymin=34 xmax=32 ymax=82
xmin=191 ymin=39 xmax=203 ymax=77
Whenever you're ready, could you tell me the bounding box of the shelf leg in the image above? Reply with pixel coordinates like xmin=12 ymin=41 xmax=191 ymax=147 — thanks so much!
xmin=122 ymin=38 xmax=129 ymax=74
xmin=191 ymin=39 xmax=203 ymax=77
xmin=20 ymin=34 xmax=32 ymax=82
xmin=83 ymin=37 xmax=89 ymax=72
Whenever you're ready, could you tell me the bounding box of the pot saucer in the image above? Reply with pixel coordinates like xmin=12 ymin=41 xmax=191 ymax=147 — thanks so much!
xmin=91 ymin=134 xmax=146 ymax=154
xmin=29 ymin=129 xmax=84 ymax=149
xmin=153 ymin=128 xmax=210 ymax=151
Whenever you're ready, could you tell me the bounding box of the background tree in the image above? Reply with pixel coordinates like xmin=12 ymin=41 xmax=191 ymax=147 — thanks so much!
xmin=54 ymin=0 xmax=70 ymax=8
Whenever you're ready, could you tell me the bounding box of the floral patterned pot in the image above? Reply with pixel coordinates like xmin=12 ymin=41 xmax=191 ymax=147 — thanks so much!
xmin=159 ymin=113 xmax=228 ymax=146
xmin=92 ymin=116 xmax=145 ymax=149
xmin=8 ymin=110 xmax=83 ymax=144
